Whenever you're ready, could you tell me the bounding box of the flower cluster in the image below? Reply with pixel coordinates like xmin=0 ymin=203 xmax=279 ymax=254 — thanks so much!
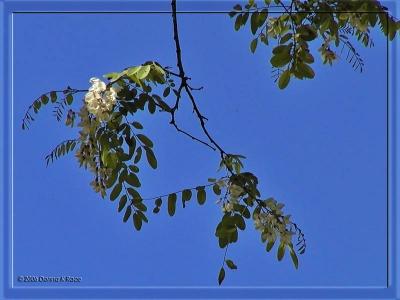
xmin=75 ymin=104 xmax=111 ymax=198
xmin=254 ymin=198 xmax=294 ymax=246
xmin=84 ymin=77 xmax=117 ymax=121
xmin=218 ymin=180 xmax=245 ymax=213
xmin=229 ymin=184 xmax=244 ymax=201
xmin=223 ymin=184 xmax=245 ymax=212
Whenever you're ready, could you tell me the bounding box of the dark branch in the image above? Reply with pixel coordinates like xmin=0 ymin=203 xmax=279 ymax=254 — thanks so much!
xmin=171 ymin=0 xmax=228 ymax=160
xmin=169 ymin=0 xmax=305 ymax=255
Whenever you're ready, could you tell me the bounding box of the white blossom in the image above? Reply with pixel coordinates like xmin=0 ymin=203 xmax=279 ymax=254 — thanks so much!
xmin=89 ymin=77 xmax=106 ymax=92
xmin=254 ymin=218 xmax=263 ymax=229
xmin=222 ymin=202 xmax=234 ymax=213
xmin=84 ymin=77 xmax=117 ymax=121
xmin=229 ymin=184 xmax=244 ymax=197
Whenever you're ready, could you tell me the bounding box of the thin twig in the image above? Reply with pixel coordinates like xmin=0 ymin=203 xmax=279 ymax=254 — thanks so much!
xmin=171 ymin=0 xmax=228 ymax=160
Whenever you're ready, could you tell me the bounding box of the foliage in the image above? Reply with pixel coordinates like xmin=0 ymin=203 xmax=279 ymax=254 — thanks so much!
xmin=21 ymin=0 xmax=399 ymax=285
xmin=229 ymin=0 xmax=400 ymax=88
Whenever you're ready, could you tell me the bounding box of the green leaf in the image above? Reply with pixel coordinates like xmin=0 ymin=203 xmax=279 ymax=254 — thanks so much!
xmin=118 ymin=195 xmax=128 ymax=212
xmin=110 ymin=183 xmax=122 ymax=201
xmin=225 ymin=259 xmax=237 ymax=270
xmin=277 ymin=243 xmax=286 ymax=261
xmin=300 ymin=51 xmax=314 ymax=64
xmin=127 ymin=188 xmax=141 ymax=201
xmin=270 ymin=52 xmax=291 ymax=68
xmin=234 ymin=214 xmax=246 ymax=230
xmin=133 ymin=213 xmax=142 ymax=230
xmin=127 ymin=66 xmax=141 ymax=76
xmin=105 ymin=170 xmax=118 ymax=188
xmin=133 ymin=201 xmax=147 ymax=212
xmin=289 ymin=246 xmax=299 ymax=269
xmin=128 ymin=165 xmax=139 ymax=173
xmin=242 ymin=12 xmax=249 ymax=25
xmin=136 ymin=65 xmax=151 ymax=80
xmin=242 ymin=207 xmax=251 ymax=219
xmin=278 ymin=70 xmax=291 ymax=89
xmin=218 ymin=267 xmax=225 ymax=285
xmin=103 ymin=72 xmax=120 ymax=81
xmin=168 ymin=193 xmax=177 ymax=216
xmin=154 ymin=98 xmax=171 ymax=112
xmin=119 ymin=168 xmax=128 ymax=183
xmin=196 ymin=187 xmax=206 ymax=205
xmin=280 ymin=33 xmax=292 ymax=44
xmin=298 ymin=24 xmax=317 ymax=41
xmin=163 ymin=87 xmax=170 ymax=97
xmin=250 ymin=11 xmax=259 ymax=34
xmin=66 ymin=94 xmax=73 ymax=105
xmin=266 ymin=239 xmax=275 ymax=252
xmin=134 ymin=147 xmax=142 ymax=164
xmin=50 ymin=91 xmax=57 ymax=103
xmin=234 ymin=14 xmax=242 ymax=31
xmin=272 ymin=44 xmax=291 ymax=55
xmin=258 ymin=9 xmax=268 ymax=26
xmin=123 ymin=206 xmax=132 ymax=222
xmin=182 ymin=189 xmax=192 ymax=202
xmin=218 ymin=237 xmax=229 ymax=248
xmin=126 ymin=173 xmax=141 ymax=187
xmin=297 ymin=63 xmax=315 ymax=79
xmin=145 ymin=147 xmax=157 ymax=169
xmin=155 ymin=198 xmax=162 ymax=207
xmin=33 ymin=100 xmax=41 ymax=111
xmin=250 ymin=38 xmax=258 ymax=53
xmin=137 ymin=134 xmax=153 ymax=148
xmin=41 ymin=95 xmax=49 ymax=104
xmin=102 ymin=151 xmax=118 ymax=169
xmin=213 ymin=184 xmax=221 ymax=195
xmin=319 ymin=17 xmax=331 ymax=33
xmin=147 ymin=99 xmax=156 ymax=114
xmin=132 ymin=121 xmax=143 ymax=129
xmin=137 ymin=210 xmax=148 ymax=223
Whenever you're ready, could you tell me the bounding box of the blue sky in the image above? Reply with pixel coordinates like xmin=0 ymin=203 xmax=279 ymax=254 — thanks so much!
xmin=12 ymin=9 xmax=388 ymax=287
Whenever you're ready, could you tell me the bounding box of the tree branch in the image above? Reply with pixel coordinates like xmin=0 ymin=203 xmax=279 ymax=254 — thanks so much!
xmin=171 ymin=0 xmax=228 ymax=160
xmin=169 ymin=0 xmax=306 ymax=256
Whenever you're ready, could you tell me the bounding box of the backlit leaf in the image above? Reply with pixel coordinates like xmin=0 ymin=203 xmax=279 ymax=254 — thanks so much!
xmin=226 ymin=259 xmax=237 ymax=270
xmin=123 ymin=206 xmax=132 ymax=222
xmin=196 ymin=187 xmax=206 ymax=205
xmin=218 ymin=267 xmax=225 ymax=285
xmin=126 ymin=173 xmax=141 ymax=187
xmin=289 ymin=246 xmax=299 ymax=269
xmin=168 ymin=193 xmax=177 ymax=216
xmin=137 ymin=134 xmax=153 ymax=148
xmin=277 ymin=243 xmax=286 ymax=261
xmin=133 ymin=213 xmax=142 ymax=230
xmin=110 ymin=183 xmax=122 ymax=201
xmin=250 ymin=38 xmax=258 ymax=53
xmin=145 ymin=147 xmax=157 ymax=169
xmin=278 ymin=70 xmax=291 ymax=89
xmin=118 ymin=195 xmax=127 ymax=212
xmin=66 ymin=94 xmax=73 ymax=105
xmin=136 ymin=65 xmax=151 ymax=80
xmin=134 ymin=147 xmax=142 ymax=164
